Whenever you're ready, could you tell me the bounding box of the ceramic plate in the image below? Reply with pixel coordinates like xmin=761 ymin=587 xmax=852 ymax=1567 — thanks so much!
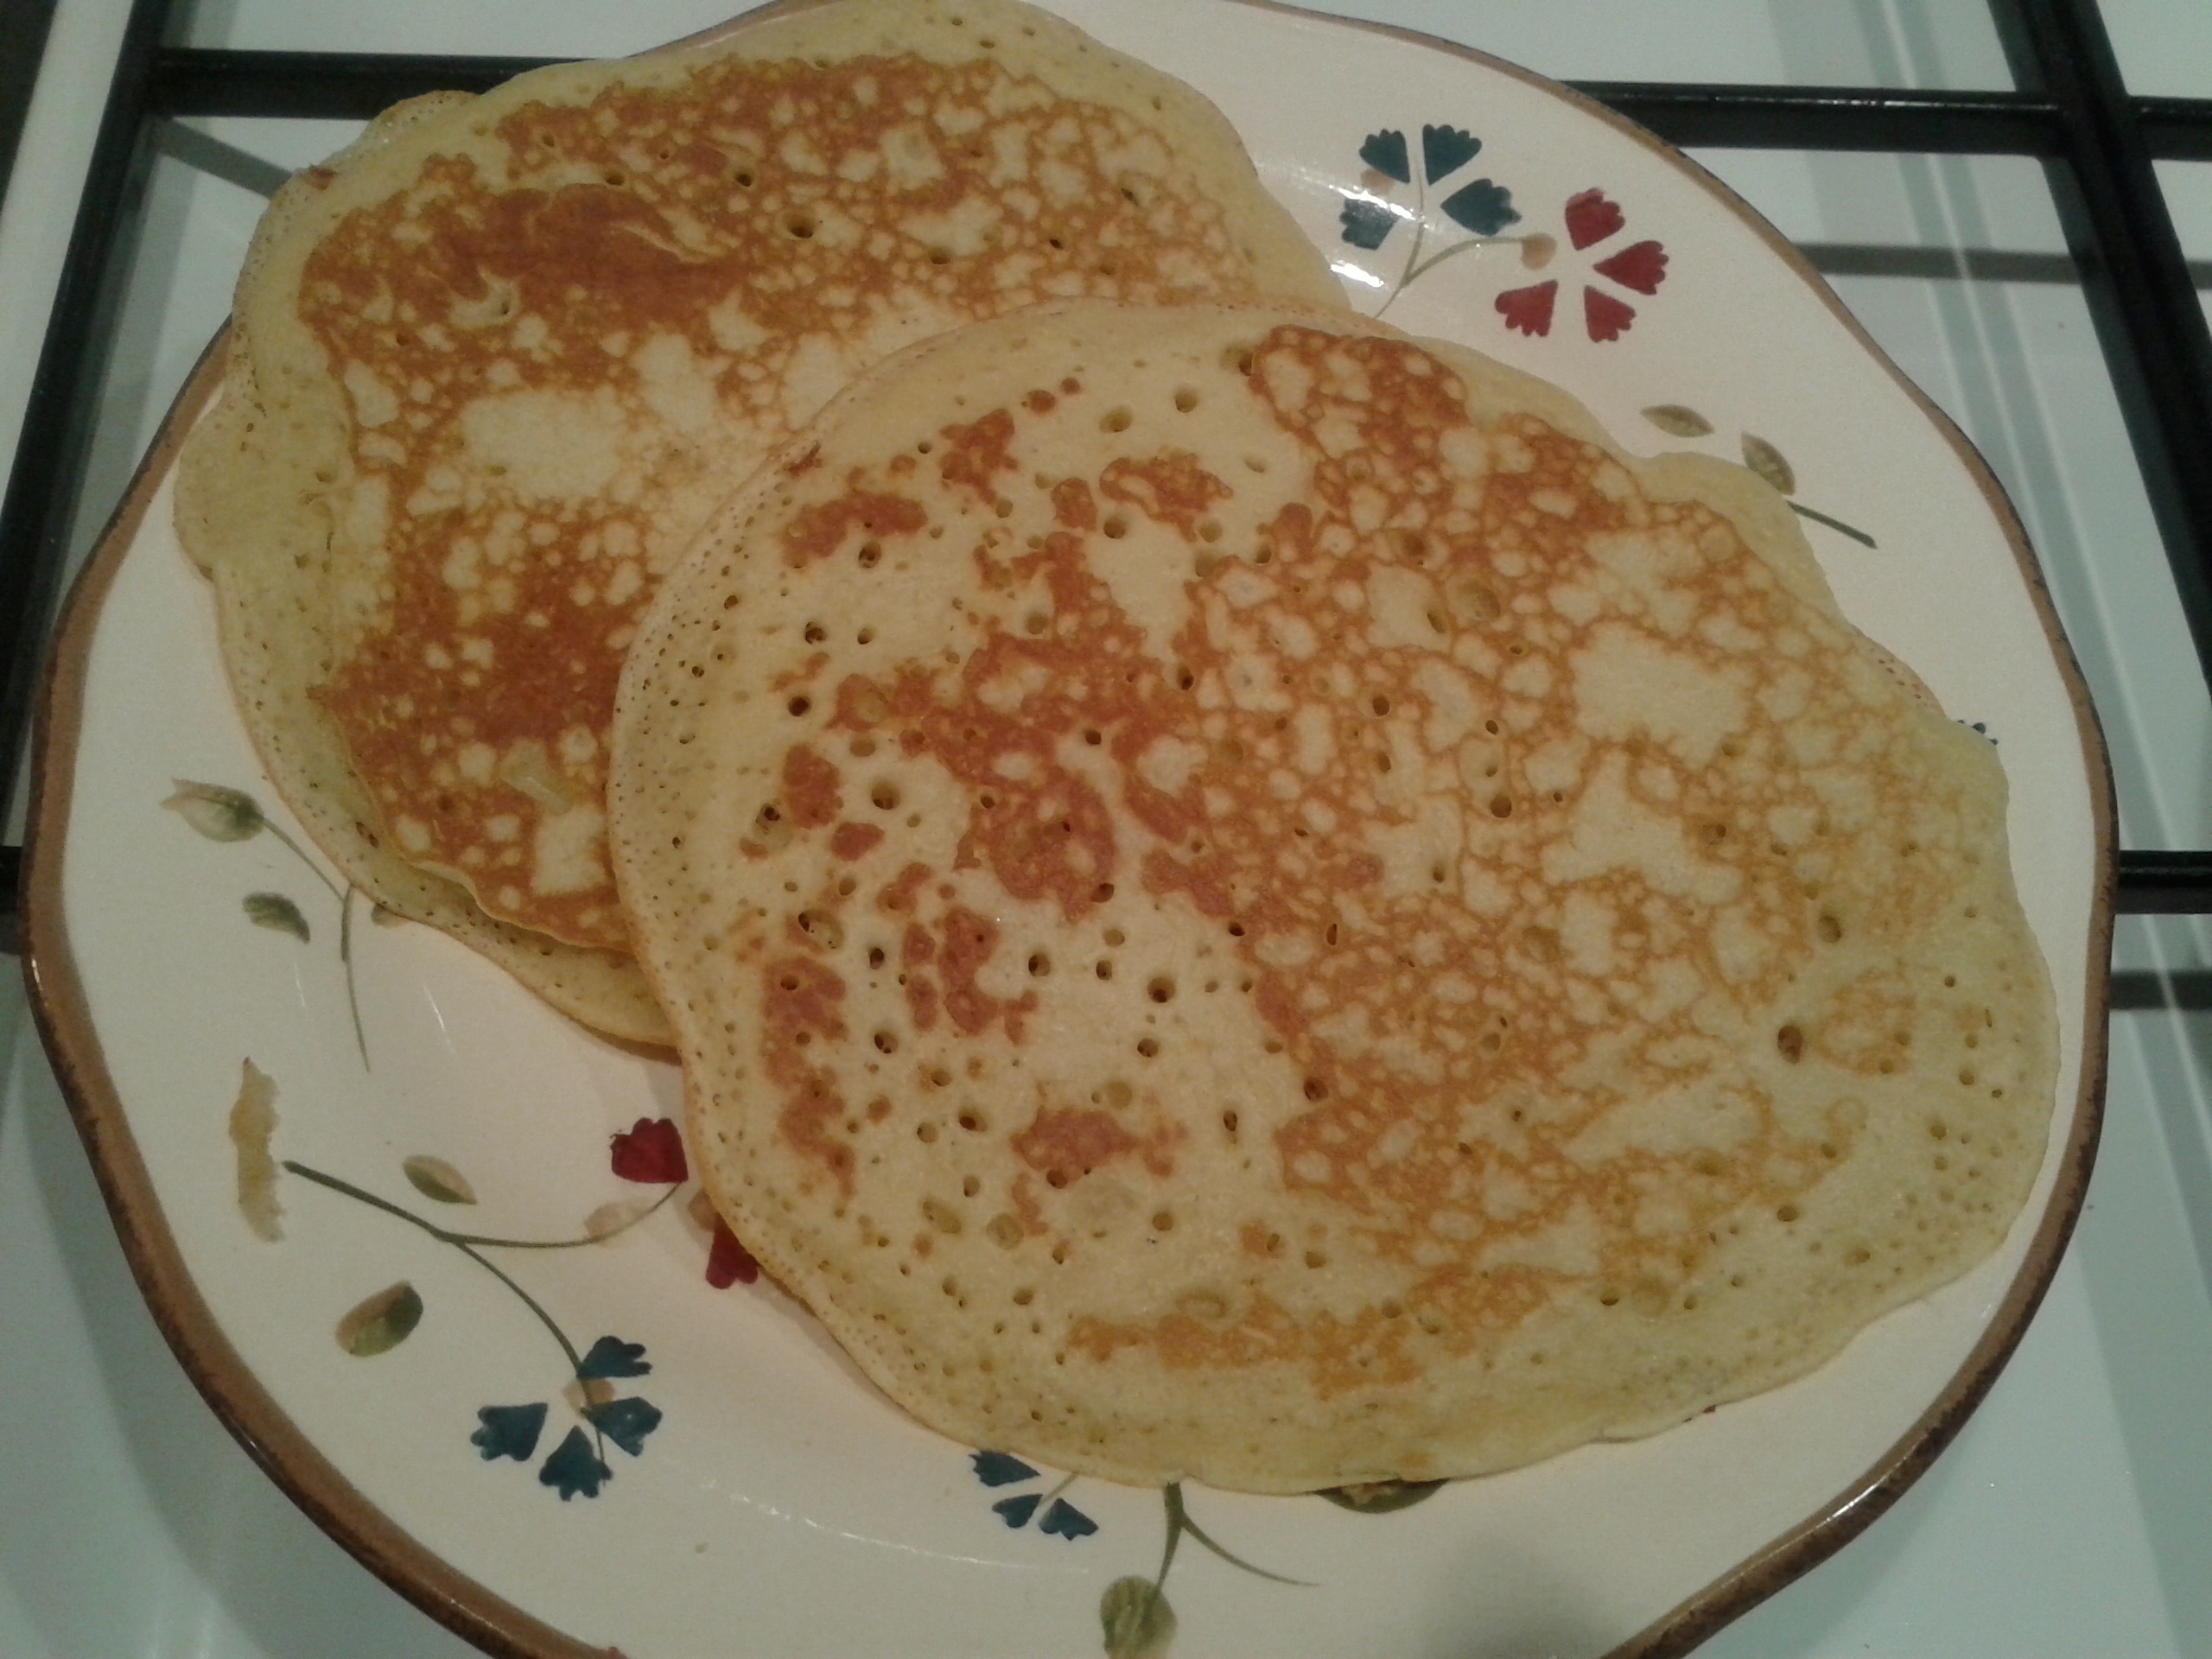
xmin=25 ymin=3 xmax=2111 ymax=1656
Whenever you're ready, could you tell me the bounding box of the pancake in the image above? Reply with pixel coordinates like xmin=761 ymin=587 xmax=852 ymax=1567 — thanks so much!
xmin=175 ymin=0 xmax=1340 ymax=1039
xmin=608 ymin=300 xmax=2055 ymax=1491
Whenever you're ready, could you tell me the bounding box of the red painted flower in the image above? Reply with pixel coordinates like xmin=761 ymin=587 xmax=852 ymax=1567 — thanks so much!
xmin=609 ymin=1116 xmax=688 ymax=1184
xmin=1496 ymin=188 xmax=1668 ymax=344
xmin=705 ymin=1217 xmax=760 ymax=1287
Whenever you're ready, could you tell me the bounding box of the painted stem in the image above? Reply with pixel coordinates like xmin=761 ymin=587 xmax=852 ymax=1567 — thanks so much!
xmin=337 ymin=885 xmax=368 ymax=1067
xmin=1160 ymin=1483 xmax=1316 ymax=1590
xmin=283 ymin=1160 xmax=676 ymax=1250
xmin=267 ymin=822 xmax=344 ymax=904
xmin=1788 ymin=500 xmax=1878 ymax=549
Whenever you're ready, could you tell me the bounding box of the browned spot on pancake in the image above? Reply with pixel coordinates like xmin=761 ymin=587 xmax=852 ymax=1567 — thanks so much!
xmin=305 ymin=48 xmax=1281 ymax=947
xmin=830 ymin=821 xmax=886 ymax=861
xmin=938 ymin=407 xmax=1019 ymax=505
xmin=936 ymin=906 xmax=1038 ymax=1040
xmin=781 ymin=744 xmax=842 ymax=830
xmin=1013 ymin=1107 xmax=1139 ymax=1188
xmin=1069 ymin=1292 xmax=1427 ymax=1398
xmin=771 ymin=651 xmax=830 ymax=692
xmin=878 ymin=861 xmax=931 ymax=916
xmin=1011 ymin=1172 xmax=1049 ymax=1236
xmin=901 ymin=921 xmax=941 ymax=1032
xmin=1099 ymin=450 xmax=1231 ymax=538
xmin=763 ymin=953 xmax=852 ymax=1196
xmin=783 ymin=486 xmax=929 ymax=569
xmin=1051 ymin=477 xmax=1097 ymax=531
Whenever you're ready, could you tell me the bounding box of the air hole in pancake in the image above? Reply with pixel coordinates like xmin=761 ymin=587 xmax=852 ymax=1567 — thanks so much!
xmin=785 ymin=211 xmax=817 ymax=238
xmin=1776 ymin=1025 xmax=1804 ymax=1063
xmin=786 ymin=695 xmax=811 ymax=716
xmin=1958 ymin=1068 xmax=1977 ymax=1085
xmin=1489 ymin=793 xmax=1514 ymax=819
xmin=732 ymin=166 xmax=755 ymax=188
xmin=1304 ymin=1249 xmax=1326 ymax=1268
xmin=926 ymin=245 xmax=954 ymax=265
xmin=1147 ymin=976 xmax=1176 ymax=1002
xmin=797 ymin=908 xmax=843 ymax=949
xmin=857 ymin=540 xmax=882 ymax=569
xmin=1776 ymin=1203 xmax=1801 ymax=1223
xmin=1370 ymin=695 xmax=1392 ymax=716
xmin=1599 ymin=1289 xmax=1621 ymax=1306
xmin=874 ymin=1028 xmax=899 ymax=1053
xmin=1152 ymin=1211 xmax=1174 ymax=1232
xmin=1103 ymin=515 xmax=1129 ymax=539
xmin=1136 ymin=1038 xmax=1160 ymax=1058
xmin=871 ymin=782 xmax=900 ymax=810
xmin=602 ymin=168 xmax=627 ymax=187
xmin=1051 ymin=1244 xmax=1070 ymax=1265
xmin=957 ymin=1109 xmax=987 ymax=1132
xmin=1221 ymin=1109 xmax=1239 ymax=1137
xmin=1484 ymin=718 xmax=1501 ymax=735
xmin=1102 ymin=407 xmax=1132 ymax=433
xmin=917 ymin=1122 xmax=938 ymax=1143
xmin=804 ymin=621 xmax=827 ymax=644
xmin=1096 ymin=960 xmax=1113 ymax=981
xmin=1817 ymin=912 xmax=1843 ymax=943
xmin=1303 ymin=1077 xmax=1327 ymax=1102
xmin=868 ymin=945 xmax=887 ymax=969
xmin=1024 ymin=611 xmax=1049 ymax=635
xmin=1094 ymin=882 xmax=1115 ymax=902
xmin=928 ymin=1066 xmax=952 ymax=1087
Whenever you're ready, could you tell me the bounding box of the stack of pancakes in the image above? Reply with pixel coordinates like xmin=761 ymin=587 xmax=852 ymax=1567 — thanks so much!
xmin=184 ymin=0 xmax=2054 ymax=1491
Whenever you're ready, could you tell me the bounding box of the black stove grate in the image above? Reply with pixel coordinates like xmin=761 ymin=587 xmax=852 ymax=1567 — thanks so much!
xmin=4 ymin=0 xmax=2209 ymax=949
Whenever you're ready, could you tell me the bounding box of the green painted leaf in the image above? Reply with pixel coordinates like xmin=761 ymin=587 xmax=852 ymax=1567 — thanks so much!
xmin=539 ymin=1426 xmax=612 ymax=1499
xmin=1741 ymin=433 xmax=1796 ymax=495
xmin=577 ymin=1335 xmax=651 ymax=1379
xmin=336 ymin=1281 xmax=422 ymax=1356
xmin=472 ymin=1402 xmax=547 ymax=1461
xmin=1642 ymin=404 xmax=1713 ymax=439
xmin=1319 ymin=1478 xmax=1447 ymax=1513
xmin=1439 ymin=178 xmax=1519 ymax=236
xmin=1338 ymin=195 xmax=1395 ymax=251
xmin=1040 ymin=1498 xmax=1098 ymax=1539
xmin=1100 ymin=1577 xmax=1176 ymax=1659
xmin=403 ymin=1154 xmax=477 ymax=1205
xmin=1421 ymin=124 xmax=1481 ymax=184
xmin=587 ymin=1395 xmax=664 ymax=1457
xmin=243 ymin=892 xmax=309 ymax=942
xmin=972 ymin=1450 xmax=1039 ymax=1487
xmin=163 ymin=780 xmax=264 ymax=842
xmin=1357 ymin=129 xmax=1410 ymax=185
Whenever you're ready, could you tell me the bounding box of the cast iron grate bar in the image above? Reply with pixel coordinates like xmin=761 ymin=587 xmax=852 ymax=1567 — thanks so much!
xmin=0 ymin=0 xmax=168 ymax=850
xmin=1990 ymin=0 xmax=2212 ymax=699
xmin=0 ymin=1 xmax=59 ymax=212
xmin=4 ymin=12 xmax=2211 ymax=939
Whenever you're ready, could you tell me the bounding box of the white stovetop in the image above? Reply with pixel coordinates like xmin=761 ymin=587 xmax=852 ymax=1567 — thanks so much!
xmin=3 ymin=2 xmax=2209 ymax=1655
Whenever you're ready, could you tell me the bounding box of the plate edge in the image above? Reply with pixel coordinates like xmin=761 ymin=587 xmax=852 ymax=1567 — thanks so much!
xmin=19 ymin=328 xmax=610 ymax=1659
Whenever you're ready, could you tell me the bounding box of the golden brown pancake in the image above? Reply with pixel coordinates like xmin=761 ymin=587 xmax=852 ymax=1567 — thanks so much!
xmin=609 ymin=301 xmax=2055 ymax=1491
xmin=176 ymin=0 xmax=1340 ymax=1037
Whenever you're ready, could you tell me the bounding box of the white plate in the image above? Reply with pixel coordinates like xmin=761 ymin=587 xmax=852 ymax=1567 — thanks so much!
xmin=24 ymin=3 xmax=2111 ymax=1655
